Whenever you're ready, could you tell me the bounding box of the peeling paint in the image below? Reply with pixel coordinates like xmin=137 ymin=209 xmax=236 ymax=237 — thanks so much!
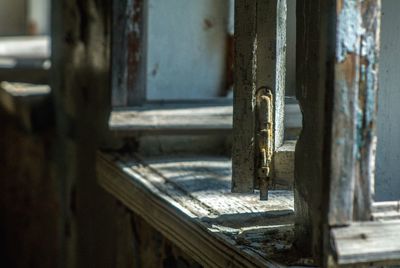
xmin=336 ymin=1 xmax=365 ymax=62
xmin=361 ymin=33 xmax=378 ymax=125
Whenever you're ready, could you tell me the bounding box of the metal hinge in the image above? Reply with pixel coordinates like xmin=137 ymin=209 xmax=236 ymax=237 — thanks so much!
xmin=256 ymin=87 xmax=274 ymax=200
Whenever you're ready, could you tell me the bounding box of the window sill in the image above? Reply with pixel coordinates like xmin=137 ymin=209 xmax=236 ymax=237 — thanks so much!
xmin=0 ymin=82 xmax=52 ymax=132
xmin=96 ymin=151 xmax=311 ymax=267
xmin=109 ymin=98 xmax=301 ymax=137
xmin=331 ymin=220 xmax=400 ymax=266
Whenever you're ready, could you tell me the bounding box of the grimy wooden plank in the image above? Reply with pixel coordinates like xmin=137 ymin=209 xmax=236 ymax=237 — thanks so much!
xmin=97 ymin=152 xmax=293 ymax=268
xmin=109 ymin=100 xmax=301 ymax=136
xmin=352 ymin=0 xmax=381 ymax=221
xmin=294 ymin=0 xmax=334 ymax=262
xmin=232 ymin=0 xmax=257 ymax=193
xmin=111 ymin=0 xmax=147 ymax=106
xmin=331 ymin=220 xmax=400 ymax=265
xmin=372 ymin=201 xmax=400 ymax=220
xmin=232 ymin=0 xmax=287 ymax=194
xmin=295 ymin=0 xmax=382 ymax=263
xmin=256 ymin=0 xmax=286 ymax=150
xmin=109 ymin=101 xmax=233 ymax=135
xmin=329 ymin=0 xmax=381 ymax=225
xmin=255 ymin=0 xmax=287 ymax=199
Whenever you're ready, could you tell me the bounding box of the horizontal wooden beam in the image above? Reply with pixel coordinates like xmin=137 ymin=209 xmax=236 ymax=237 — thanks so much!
xmin=0 ymin=36 xmax=50 ymax=59
xmin=109 ymin=99 xmax=232 ymax=135
xmin=372 ymin=201 xmax=400 ymax=221
xmin=109 ymin=99 xmax=301 ymax=136
xmin=97 ymin=152 xmax=296 ymax=267
xmin=331 ymin=220 xmax=400 ymax=266
xmin=0 ymin=82 xmax=52 ymax=131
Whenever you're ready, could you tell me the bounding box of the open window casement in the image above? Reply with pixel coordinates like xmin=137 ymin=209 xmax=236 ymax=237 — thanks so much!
xmin=323 ymin=0 xmax=400 ymax=266
xmin=294 ymin=0 xmax=400 ymax=265
xmin=232 ymin=0 xmax=295 ymax=200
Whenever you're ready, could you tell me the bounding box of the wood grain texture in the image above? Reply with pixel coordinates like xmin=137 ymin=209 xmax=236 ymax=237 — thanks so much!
xmin=256 ymin=0 xmax=287 ymax=150
xmin=109 ymin=100 xmax=232 ymax=135
xmin=352 ymin=0 xmax=381 ymax=221
xmin=295 ymin=0 xmax=334 ymax=261
xmin=329 ymin=0 xmax=381 ymax=225
xmin=109 ymin=100 xmax=301 ymax=136
xmin=97 ymin=152 xmax=297 ymax=267
xmin=112 ymin=0 xmax=147 ymax=106
xmin=232 ymin=0 xmax=257 ymax=193
xmin=331 ymin=220 xmax=400 ymax=266
xmin=372 ymin=201 xmax=400 ymax=220
xmin=233 ymin=0 xmax=288 ymax=194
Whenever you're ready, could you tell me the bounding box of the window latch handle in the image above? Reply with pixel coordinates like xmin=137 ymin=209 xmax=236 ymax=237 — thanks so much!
xmin=256 ymin=87 xmax=274 ymax=200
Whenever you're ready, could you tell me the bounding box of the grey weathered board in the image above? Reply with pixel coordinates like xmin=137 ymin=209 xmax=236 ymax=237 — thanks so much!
xmin=109 ymin=100 xmax=301 ymax=136
xmin=331 ymin=220 xmax=400 ymax=266
xmin=232 ymin=0 xmax=287 ymax=194
xmin=109 ymin=100 xmax=233 ymax=135
xmin=96 ymin=152 xmax=306 ymax=267
xmin=232 ymin=0 xmax=257 ymax=193
xmin=372 ymin=201 xmax=400 ymax=221
xmin=328 ymin=0 xmax=381 ymax=225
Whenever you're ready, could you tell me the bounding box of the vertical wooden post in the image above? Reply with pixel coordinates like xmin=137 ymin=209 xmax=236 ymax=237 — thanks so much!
xmin=232 ymin=0 xmax=287 ymax=195
xmin=232 ymin=0 xmax=257 ymax=193
xmin=111 ymin=0 xmax=147 ymax=107
xmin=295 ymin=0 xmax=335 ymax=262
xmin=295 ymin=0 xmax=381 ymax=264
xmin=256 ymin=0 xmax=286 ymax=150
xmin=51 ymin=0 xmax=119 ymax=267
xmin=329 ymin=0 xmax=381 ymax=225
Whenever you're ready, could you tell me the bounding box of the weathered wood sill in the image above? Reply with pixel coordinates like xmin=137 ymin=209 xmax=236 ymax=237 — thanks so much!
xmin=96 ymin=152 xmax=308 ymax=267
xmin=0 ymin=82 xmax=52 ymax=132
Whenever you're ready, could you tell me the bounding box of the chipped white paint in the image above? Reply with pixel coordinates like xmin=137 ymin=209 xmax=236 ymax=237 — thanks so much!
xmin=336 ymin=1 xmax=365 ymax=62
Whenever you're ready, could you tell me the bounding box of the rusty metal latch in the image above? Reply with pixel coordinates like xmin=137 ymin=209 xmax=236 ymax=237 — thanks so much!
xmin=256 ymin=87 xmax=274 ymax=200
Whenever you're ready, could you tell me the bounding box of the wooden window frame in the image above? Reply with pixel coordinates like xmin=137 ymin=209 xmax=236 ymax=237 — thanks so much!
xmin=109 ymin=0 xmax=235 ymax=136
xmin=109 ymin=0 xmax=300 ymax=137
xmin=294 ymin=0 xmax=400 ymax=265
xmin=232 ymin=0 xmax=292 ymax=200
xmin=109 ymin=0 xmax=300 ymax=193
xmin=322 ymin=0 xmax=400 ymax=266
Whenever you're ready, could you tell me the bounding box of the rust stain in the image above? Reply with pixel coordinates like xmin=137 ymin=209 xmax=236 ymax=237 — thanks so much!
xmin=127 ymin=0 xmax=144 ymax=89
xmin=339 ymin=53 xmax=358 ymax=88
